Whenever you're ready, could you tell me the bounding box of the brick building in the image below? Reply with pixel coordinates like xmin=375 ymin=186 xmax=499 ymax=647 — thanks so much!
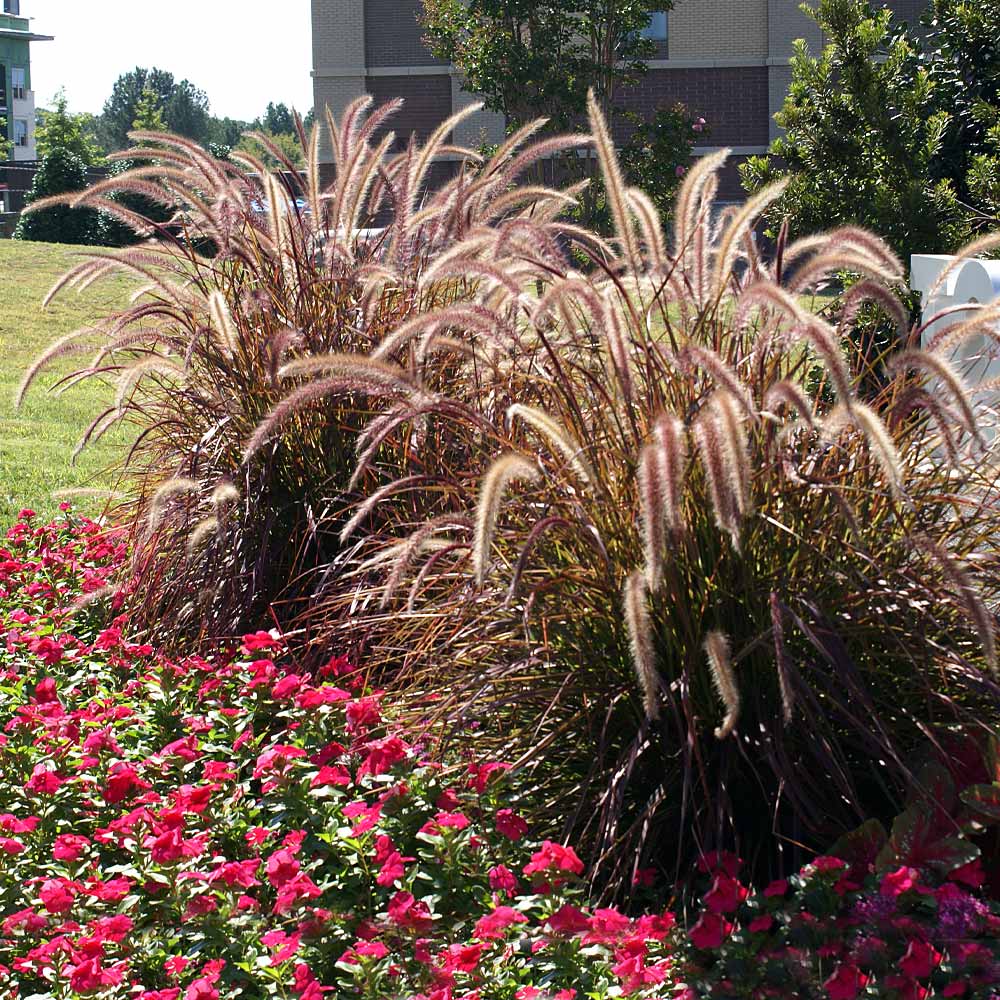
xmin=311 ymin=1 xmax=929 ymax=194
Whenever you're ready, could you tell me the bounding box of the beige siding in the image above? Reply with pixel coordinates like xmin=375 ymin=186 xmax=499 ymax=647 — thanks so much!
xmin=669 ymin=0 xmax=769 ymax=60
xmin=767 ymin=0 xmax=823 ymax=58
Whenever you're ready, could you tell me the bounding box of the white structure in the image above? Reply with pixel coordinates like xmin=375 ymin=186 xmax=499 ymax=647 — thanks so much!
xmin=911 ymin=253 xmax=1000 ymax=440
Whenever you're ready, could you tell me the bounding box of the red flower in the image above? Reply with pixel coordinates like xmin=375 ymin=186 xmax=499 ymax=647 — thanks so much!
xmin=185 ymin=979 xmax=219 ymax=1000
xmin=266 ymin=848 xmax=301 ymax=888
xmin=388 ymin=891 xmax=434 ymax=931
xmin=488 ymin=864 xmax=518 ymax=897
xmin=373 ymin=834 xmax=412 ymax=887
xmin=702 ymin=872 xmax=748 ymax=914
xmin=583 ymin=908 xmax=631 ymax=944
xmin=52 ymin=834 xmax=90 ymax=862
xmin=523 ymin=841 xmax=584 ymax=878
xmin=39 ymin=878 xmax=77 ymax=913
xmin=823 ymin=962 xmax=869 ymax=1000
xmin=546 ymin=904 xmax=591 ymax=935
xmin=69 ymin=957 xmax=124 ymax=993
xmin=495 ymin=809 xmax=528 ymax=841
xmin=748 ymin=914 xmax=773 ymax=933
xmin=474 ymin=905 xmax=527 ymax=941
xmin=28 ymin=635 xmax=65 ymax=665
xmin=900 ymin=940 xmax=942 ymax=980
xmin=689 ymin=911 xmax=732 ymax=950
xmin=357 ymin=736 xmax=409 ymax=778
xmin=881 ymin=866 xmax=919 ymax=897
xmin=164 ymin=956 xmax=190 ymax=977
xmin=241 ymin=629 xmax=282 ymax=652
xmin=25 ymin=764 xmax=64 ymax=795
xmin=439 ymin=942 xmax=483 ymax=974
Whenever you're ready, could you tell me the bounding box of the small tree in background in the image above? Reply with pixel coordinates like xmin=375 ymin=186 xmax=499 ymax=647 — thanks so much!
xmin=741 ymin=0 xmax=1000 ymax=261
xmin=420 ymin=0 xmax=663 ymax=131
xmin=131 ymin=85 xmax=167 ymax=133
xmin=34 ymin=89 xmax=104 ymax=165
xmin=13 ymin=147 xmax=101 ymax=244
xmin=101 ymin=87 xmax=174 ymax=247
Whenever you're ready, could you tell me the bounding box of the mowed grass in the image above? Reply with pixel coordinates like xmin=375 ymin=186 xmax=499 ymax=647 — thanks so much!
xmin=0 ymin=239 xmax=138 ymax=523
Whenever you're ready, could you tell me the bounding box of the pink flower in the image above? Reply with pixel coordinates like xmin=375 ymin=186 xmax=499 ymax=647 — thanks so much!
xmin=675 ymin=165 xmax=687 ymax=177
xmin=824 ymin=962 xmax=869 ymax=1000
xmin=495 ymin=809 xmax=528 ymax=841
xmin=748 ymin=914 xmax=773 ymax=933
xmin=763 ymin=878 xmax=789 ymax=897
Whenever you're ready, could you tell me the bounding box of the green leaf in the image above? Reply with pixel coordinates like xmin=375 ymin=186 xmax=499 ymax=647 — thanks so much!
xmin=960 ymin=783 xmax=1000 ymax=823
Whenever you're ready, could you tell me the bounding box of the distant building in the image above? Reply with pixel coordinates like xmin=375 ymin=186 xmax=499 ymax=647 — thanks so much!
xmin=311 ymin=1 xmax=929 ymax=197
xmin=1 ymin=0 xmax=53 ymax=161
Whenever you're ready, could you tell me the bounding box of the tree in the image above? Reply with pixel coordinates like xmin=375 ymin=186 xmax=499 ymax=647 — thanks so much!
xmin=258 ymin=101 xmax=296 ymax=136
xmin=34 ymin=89 xmax=104 ymax=166
xmin=741 ymin=0 xmax=1000 ymax=261
xmin=420 ymin=0 xmax=665 ymax=130
xmin=236 ymin=129 xmax=305 ymax=169
xmin=131 ymin=85 xmax=167 ymax=133
xmin=13 ymin=147 xmax=101 ymax=244
xmin=98 ymin=68 xmax=211 ymax=150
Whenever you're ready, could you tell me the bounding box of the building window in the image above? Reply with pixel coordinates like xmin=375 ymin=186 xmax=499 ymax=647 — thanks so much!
xmin=3 ymin=0 xmax=20 ymax=15
xmin=0 ymin=65 xmax=7 ymax=110
xmin=641 ymin=11 xmax=668 ymax=41
xmin=11 ymin=67 xmax=24 ymax=100
xmin=14 ymin=118 xmax=27 ymax=146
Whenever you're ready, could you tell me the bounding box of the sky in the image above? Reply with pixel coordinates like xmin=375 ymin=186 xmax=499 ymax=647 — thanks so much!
xmin=27 ymin=0 xmax=314 ymax=122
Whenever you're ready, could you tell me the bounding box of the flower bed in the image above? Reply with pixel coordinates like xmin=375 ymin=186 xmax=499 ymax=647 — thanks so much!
xmin=1 ymin=509 xmax=998 ymax=999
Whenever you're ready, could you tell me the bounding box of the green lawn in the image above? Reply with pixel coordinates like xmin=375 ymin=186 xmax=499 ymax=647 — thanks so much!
xmin=0 ymin=240 xmax=137 ymax=523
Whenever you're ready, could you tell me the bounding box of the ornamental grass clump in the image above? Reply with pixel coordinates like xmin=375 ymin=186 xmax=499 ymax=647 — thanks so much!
xmin=16 ymin=101 xmax=595 ymax=645
xmin=318 ymin=94 xmax=1000 ymax=894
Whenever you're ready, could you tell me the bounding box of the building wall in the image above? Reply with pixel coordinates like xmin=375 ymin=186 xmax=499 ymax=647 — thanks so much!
xmin=365 ymin=73 xmax=452 ymax=148
xmin=0 ymin=28 xmax=34 ymax=159
xmin=312 ymin=0 xmax=932 ymax=178
xmin=365 ymin=0 xmax=443 ymax=67
xmin=669 ymin=0 xmax=769 ymax=59
xmin=617 ymin=66 xmax=770 ymax=148
xmin=885 ymin=0 xmax=927 ymax=25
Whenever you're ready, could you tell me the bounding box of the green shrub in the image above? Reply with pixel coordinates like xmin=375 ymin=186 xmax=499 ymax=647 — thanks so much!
xmin=741 ymin=0 xmax=1000 ymax=259
xmin=304 ymin=96 xmax=1000 ymax=896
xmin=13 ymin=148 xmax=103 ymax=246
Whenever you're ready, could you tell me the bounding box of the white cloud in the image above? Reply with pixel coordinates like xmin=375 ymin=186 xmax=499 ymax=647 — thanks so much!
xmin=27 ymin=0 xmax=313 ymax=121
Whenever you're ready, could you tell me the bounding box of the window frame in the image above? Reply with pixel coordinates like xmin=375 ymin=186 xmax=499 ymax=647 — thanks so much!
xmin=10 ymin=67 xmax=25 ymax=101
xmin=13 ymin=117 xmax=28 ymax=146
